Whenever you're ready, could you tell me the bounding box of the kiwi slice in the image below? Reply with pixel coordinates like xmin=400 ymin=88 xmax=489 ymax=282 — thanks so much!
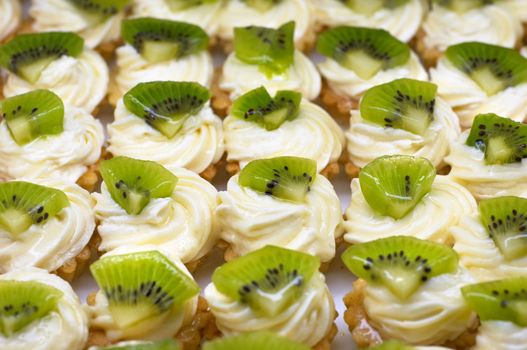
xmin=0 ymin=32 xmax=84 ymax=83
xmin=123 ymin=81 xmax=210 ymax=138
xmin=0 ymin=280 xmax=63 ymax=337
xmin=99 ymin=156 xmax=177 ymax=215
xmin=359 ymin=155 xmax=436 ymax=220
xmin=360 ymin=78 xmax=437 ymax=136
xmin=94 ymin=340 xmax=180 ymax=350
xmin=445 ymin=42 xmax=527 ymax=96
xmin=462 ymin=277 xmax=527 ymax=327
xmin=338 ymin=0 xmax=409 ymax=16
xmin=212 ymin=245 xmax=320 ymax=317
xmin=69 ymin=0 xmax=131 ymax=16
xmin=203 ymin=332 xmax=310 ymax=350
xmin=230 ymin=87 xmax=301 ymax=131
xmin=121 ymin=17 xmax=208 ymax=63
xmin=434 ymin=0 xmax=493 ymax=13
xmin=90 ymin=250 xmax=200 ymax=328
xmin=316 ymin=26 xmax=410 ymax=80
xmin=342 ymin=236 xmax=459 ymax=299
xmin=234 ymin=21 xmax=295 ymax=77
xmin=240 ymin=0 xmax=282 ymax=12
xmin=165 ymin=0 xmax=217 ymax=11
xmin=466 ymin=113 xmax=527 ymax=165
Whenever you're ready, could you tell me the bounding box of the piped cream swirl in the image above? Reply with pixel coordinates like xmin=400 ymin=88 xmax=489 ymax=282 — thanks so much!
xmin=0 ymin=0 xmax=21 ymax=42
xmin=472 ymin=321 xmax=527 ymax=350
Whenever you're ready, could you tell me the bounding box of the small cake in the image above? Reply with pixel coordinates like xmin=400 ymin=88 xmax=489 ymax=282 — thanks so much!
xmin=0 ymin=32 xmax=109 ymax=114
xmin=344 ymin=155 xmax=477 ymax=246
xmin=109 ymin=17 xmax=213 ymax=105
xmin=0 ymin=0 xmax=22 ymax=43
xmin=430 ymin=42 xmax=527 ymax=128
xmin=342 ymin=236 xmax=478 ymax=349
xmin=0 ymin=267 xmax=88 ymax=350
xmin=445 ymin=113 xmax=527 ymax=199
xmin=204 ymin=246 xmax=337 ymax=348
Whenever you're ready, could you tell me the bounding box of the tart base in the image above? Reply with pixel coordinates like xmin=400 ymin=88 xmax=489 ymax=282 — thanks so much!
xmin=226 ymin=161 xmax=340 ymax=180
xmin=413 ymin=29 xmax=442 ymax=68
xmin=55 ymin=231 xmax=100 ymax=283
xmin=319 ymin=81 xmax=356 ymax=124
xmin=211 ymin=68 xmax=231 ymax=118
xmin=76 ymin=148 xmax=110 ymax=192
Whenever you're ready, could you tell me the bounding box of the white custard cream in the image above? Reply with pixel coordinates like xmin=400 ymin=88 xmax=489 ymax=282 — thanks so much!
xmin=107 ymin=100 xmax=224 ymax=174
xmin=312 ymin=0 xmax=425 ymax=42
xmin=0 ymin=178 xmax=95 ymax=273
xmin=445 ymin=131 xmax=527 ymax=199
xmin=346 ymin=97 xmax=460 ymax=169
xmin=431 ymin=57 xmax=527 ymax=128
xmin=472 ymin=321 xmax=527 ymax=350
xmin=93 ymin=167 xmax=219 ymax=263
xmin=223 ymin=100 xmax=344 ymax=172
xmin=0 ymin=106 xmax=104 ymax=183
xmin=0 ymin=267 xmax=88 ymax=350
xmin=220 ymin=51 xmax=321 ymax=100
xmin=204 ymin=271 xmax=335 ymax=347
xmin=0 ymin=0 xmax=21 ymax=42
xmin=84 ymin=245 xmax=198 ymax=342
xmin=217 ymin=173 xmax=343 ymax=262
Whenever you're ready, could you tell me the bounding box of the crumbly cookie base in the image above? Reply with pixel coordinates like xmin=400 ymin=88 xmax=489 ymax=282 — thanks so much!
xmin=319 ymin=81 xmax=356 ymax=124
xmin=76 ymin=148 xmax=110 ymax=192
xmin=226 ymin=160 xmax=341 ymax=180
xmin=413 ymin=29 xmax=443 ymax=68
xmin=55 ymin=231 xmax=101 ymax=283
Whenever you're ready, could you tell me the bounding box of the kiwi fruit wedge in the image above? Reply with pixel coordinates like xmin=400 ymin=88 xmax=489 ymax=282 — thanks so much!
xmin=212 ymin=245 xmax=320 ymax=317
xmin=0 ymin=280 xmax=63 ymax=337
xmin=479 ymin=196 xmax=527 ymax=261
xmin=0 ymin=181 xmax=69 ymax=237
xmin=316 ymin=26 xmax=410 ymax=80
xmin=230 ymin=86 xmax=302 ymax=131
xmin=369 ymin=340 xmax=416 ymax=350
xmin=342 ymin=236 xmax=459 ymax=299
xmin=99 ymin=156 xmax=178 ymax=216
xmin=165 ymin=0 xmax=217 ymax=11
xmin=445 ymin=42 xmax=527 ymax=96
xmin=94 ymin=340 xmax=180 ymax=350
xmin=1 ymin=89 xmax=64 ymax=145
xmin=240 ymin=0 xmax=282 ymax=12
xmin=359 ymin=155 xmax=436 ymax=220
xmin=234 ymin=21 xmax=295 ymax=77
xmin=203 ymin=332 xmax=310 ymax=350
xmin=338 ymin=0 xmax=409 ymax=16
xmin=434 ymin=0 xmax=493 ymax=13
xmin=69 ymin=0 xmax=130 ymax=18
xmin=121 ymin=17 xmax=208 ymax=63
xmin=462 ymin=277 xmax=527 ymax=327
xmin=360 ymin=78 xmax=437 ymax=136
xmin=466 ymin=113 xmax=527 ymax=165
xmin=123 ymin=81 xmax=210 ymax=138
xmin=0 ymin=32 xmax=84 ymax=83
xmin=90 ymin=250 xmax=200 ymax=328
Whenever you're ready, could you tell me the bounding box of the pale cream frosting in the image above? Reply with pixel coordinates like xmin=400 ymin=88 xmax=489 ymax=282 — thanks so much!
xmin=521 ymin=47 xmax=527 ymax=58
xmin=107 ymin=99 xmax=224 ymax=174
xmin=217 ymin=173 xmax=343 ymax=262
xmin=445 ymin=131 xmax=527 ymax=199
xmin=223 ymin=100 xmax=344 ymax=171
xmin=220 ymin=51 xmax=321 ymax=100
xmin=0 ymin=178 xmax=95 ymax=273
xmin=364 ymin=268 xmax=477 ymax=345
xmin=3 ymin=50 xmax=109 ymax=113
xmin=0 ymin=267 xmax=88 ymax=350
xmin=430 ymin=57 xmax=527 ymax=128
xmin=0 ymin=106 xmax=104 ymax=183
xmin=472 ymin=321 xmax=527 ymax=350
xmin=0 ymin=0 xmax=21 ymax=42
xmin=92 ymin=167 xmax=219 ymax=263
xmin=204 ymin=271 xmax=335 ymax=347
xmin=346 ymin=97 xmax=460 ymax=169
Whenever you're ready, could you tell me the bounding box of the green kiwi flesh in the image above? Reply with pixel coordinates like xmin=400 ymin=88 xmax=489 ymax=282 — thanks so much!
xmin=69 ymin=0 xmax=131 ymax=16
xmin=359 ymin=155 xmax=436 ymax=220
xmin=1 ymin=89 xmax=64 ymax=145
xmin=203 ymin=332 xmax=310 ymax=350
xmin=342 ymin=236 xmax=459 ymax=299
xmin=434 ymin=0 xmax=493 ymax=13
xmin=99 ymin=156 xmax=177 ymax=215
xmin=466 ymin=113 xmax=527 ymax=165
xmin=462 ymin=277 xmax=527 ymax=327
xmin=212 ymin=245 xmax=320 ymax=317
xmin=360 ymin=78 xmax=437 ymax=136
xmin=479 ymin=196 xmax=527 ymax=261
xmin=165 ymin=0 xmax=217 ymax=11
xmin=0 ymin=280 xmax=63 ymax=337
xmin=369 ymin=340 xmax=416 ymax=350
xmin=123 ymin=81 xmax=210 ymax=138
xmin=234 ymin=21 xmax=295 ymax=77
xmin=90 ymin=250 xmax=199 ymax=328
xmin=316 ymin=26 xmax=410 ymax=80
xmin=339 ymin=0 xmax=410 ymax=16
xmin=121 ymin=17 xmax=208 ymax=63
xmin=0 ymin=32 xmax=84 ymax=83
xmin=94 ymin=340 xmax=180 ymax=350
xmin=241 ymin=0 xmax=282 ymax=12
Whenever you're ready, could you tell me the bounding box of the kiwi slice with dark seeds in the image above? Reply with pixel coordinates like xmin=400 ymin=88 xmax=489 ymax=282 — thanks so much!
xmin=123 ymin=81 xmax=210 ymax=138
xmin=0 ymin=280 xmax=63 ymax=337
xmin=121 ymin=17 xmax=208 ymax=63
xmin=342 ymin=236 xmax=459 ymax=299
xmin=317 ymin=26 xmax=410 ymax=80
xmin=462 ymin=277 xmax=527 ymax=327
xmin=360 ymin=78 xmax=437 ymax=136
xmin=466 ymin=113 xmax=527 ymax=165
xmin=212 ymin=245 xmax=320 ymax=317
xmin=434 ymin=0 xmax=493 ymax=13
xmin=90 ymin=250 xmax=200 ymax=328
xmin=445 ymin=42 xmax=527 ymax=96
xmin=203 ymin=332 xmax=310 ymax=350
xmin=0 ymin=32 xmax=84 ymax=83
xmin=165 ymin=0 xmax=217 ymax=11
xmin=234 ymin=21 xmax=295 ymax=77
xmin=94 ymin=339 xmax=180 ymax=350
xmin=69 ymin=0 xmax=131 ymax=16
xmin=369 ymin=340 xmax=415 ymax=350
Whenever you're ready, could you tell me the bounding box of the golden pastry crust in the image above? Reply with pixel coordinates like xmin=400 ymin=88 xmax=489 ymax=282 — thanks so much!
xmin=319 ymin=80 xmax=356 ymax=123
xmin=210 ymin=68 xmax=231 ymax=118
xmin=200 ymin=160 xmax=222 ymax=182
xmin=76 ymin=148 xmax=110 ymax=192
xmin=55 ymin=231 xmax=100 ymax=283
xmin=226 ymin=161 xmax=340 ymax=180
xmin=413 ymin=29 xmax=443 ymax=68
